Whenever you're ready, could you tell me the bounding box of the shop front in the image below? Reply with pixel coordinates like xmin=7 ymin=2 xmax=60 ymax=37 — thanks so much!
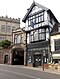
xmin=27 ymin=41 xmax=50 ymax=67
xmin=52 ymin=53 xmax=60 ymax=64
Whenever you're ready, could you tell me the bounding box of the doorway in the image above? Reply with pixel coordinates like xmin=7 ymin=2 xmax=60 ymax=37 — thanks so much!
xmin=34 ymin=54 xmax=42 ymax=67
xmin=4 ymin=55 xmax=8 ymax=64
xmin=12 ymin=50 xmax=24 ymax=65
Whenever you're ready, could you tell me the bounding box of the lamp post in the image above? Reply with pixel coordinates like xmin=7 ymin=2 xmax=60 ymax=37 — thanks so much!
xmin=42 ymin=50 xmax=45 ymax=71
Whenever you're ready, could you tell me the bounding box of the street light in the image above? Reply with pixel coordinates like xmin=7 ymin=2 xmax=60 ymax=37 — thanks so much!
xmin=42 ymin=50 xmax=45 ymax=71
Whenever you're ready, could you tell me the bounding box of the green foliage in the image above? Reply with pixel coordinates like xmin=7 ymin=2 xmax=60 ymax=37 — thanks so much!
xmin=0 ymin=40 xmax=11 ymax=48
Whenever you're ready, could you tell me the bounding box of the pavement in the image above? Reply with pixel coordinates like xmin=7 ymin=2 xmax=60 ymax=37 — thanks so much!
xmin=22 ymin=66 xmax=60 ymax=75
xmin=0 ymin=64 xmax=60 ymax=75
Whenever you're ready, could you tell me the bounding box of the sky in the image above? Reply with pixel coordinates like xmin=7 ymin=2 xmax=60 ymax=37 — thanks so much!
xmin=0 ymin=0 xmax=60 ymax=28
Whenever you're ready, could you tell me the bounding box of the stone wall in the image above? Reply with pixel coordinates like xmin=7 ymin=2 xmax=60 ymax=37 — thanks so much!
xmin=0 ymin=16 xmax=20 ymax=42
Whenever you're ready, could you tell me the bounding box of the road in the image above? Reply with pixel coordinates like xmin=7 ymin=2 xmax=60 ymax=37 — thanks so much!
xmin=0 ymin=65 xmax=60 ymax=79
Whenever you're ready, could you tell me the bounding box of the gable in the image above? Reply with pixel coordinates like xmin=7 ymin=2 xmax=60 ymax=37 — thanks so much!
xmin=29 ymin=6 xmax=42 ymax=15
xmin=22 ymin=2 xmax=49 ymax=23
xmin=22 ymin=2 xmax=59 ymax=24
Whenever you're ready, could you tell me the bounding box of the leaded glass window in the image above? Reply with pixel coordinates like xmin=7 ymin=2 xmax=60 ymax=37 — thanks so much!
xmin=34 ymin=30 xmax=38 ymax=41
xmin=39 ymin=29 xmax=45 ymax=40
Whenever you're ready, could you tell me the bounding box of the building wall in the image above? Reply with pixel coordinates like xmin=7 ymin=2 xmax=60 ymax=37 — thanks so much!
xmin=51 ymin=34 xmax=60 ymax=52
xmin=0 ymin=28 xmax=26 ymax=65
xmin=0 ymin=48 xmax=11 ymax=64
xmin=0 ymin=16 xmax=20 ymax=42
xmin=12 ymin=29 xmax=26 ymax=45
xmin=11 ymin=29 xmax=26 ymax=65
xmin=50 ymin=34 xmax=60 ymax=63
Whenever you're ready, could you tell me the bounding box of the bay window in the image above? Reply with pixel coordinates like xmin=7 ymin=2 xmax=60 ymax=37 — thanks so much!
xmin=34 ymin=30 xmax=38 ymax=41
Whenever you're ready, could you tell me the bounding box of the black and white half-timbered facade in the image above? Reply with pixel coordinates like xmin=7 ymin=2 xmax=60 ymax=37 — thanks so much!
xmin=22 ymin=2 xmax=59 ymax=67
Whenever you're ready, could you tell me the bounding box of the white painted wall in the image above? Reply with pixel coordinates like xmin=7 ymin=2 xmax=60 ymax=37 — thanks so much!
xmin=51 ymin=34 xmax=60 ymax=51
xmin=44 ymin=11 xmax=47 ymax=21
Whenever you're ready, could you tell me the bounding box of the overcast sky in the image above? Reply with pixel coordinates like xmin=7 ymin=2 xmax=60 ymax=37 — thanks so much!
xmin=0 ymin=0 xmax=60 ymax=27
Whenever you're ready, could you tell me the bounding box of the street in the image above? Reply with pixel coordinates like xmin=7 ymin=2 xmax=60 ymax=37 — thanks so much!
xmin=0 ymin=65 xmax=60 ymax=79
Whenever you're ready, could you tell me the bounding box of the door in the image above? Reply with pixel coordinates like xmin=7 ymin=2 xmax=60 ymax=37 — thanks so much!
xmin=12 ymin=50 xmax=24 ymax=65
xmin=4 ymin=55 xmax=8 ymax=64
xmin=34 ymin=54 xmax=42 ymax=67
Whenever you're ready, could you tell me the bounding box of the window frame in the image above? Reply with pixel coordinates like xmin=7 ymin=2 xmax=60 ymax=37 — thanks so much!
xmin=28 ymin=11 xmax=44 ymax=27
xmin=1 ymin=25 xmax=6 ymax=32
xmin=54 ymin=39 xmax=60 ymax=51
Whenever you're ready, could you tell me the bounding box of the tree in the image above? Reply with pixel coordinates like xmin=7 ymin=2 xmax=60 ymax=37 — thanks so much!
xmin=0 ymin=40 xmax=11 ymax=48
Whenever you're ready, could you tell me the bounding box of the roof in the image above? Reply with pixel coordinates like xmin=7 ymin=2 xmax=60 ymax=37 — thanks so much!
xmin=51 ymin=23 xmax=60 ymax=35
xmin=22 ymin=2 xmax=58 ymax=23
xmin=22 ymin=2 xmax=48 ymax=23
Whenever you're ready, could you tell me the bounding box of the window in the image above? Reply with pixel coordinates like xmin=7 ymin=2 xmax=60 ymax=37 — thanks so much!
xmin=1 ymin=25 xmax=5 ymax=32
xmin=14 ymin=34 xmax=21 ymax=44
xmin=0 ymin=36 xmax=6 ymax=41
xmin=27 ymin=11 xmax=44 ymax=29
xmin=40 ymin=15 xmax=43 ymax=22
xmin=30 ymin=31 xmax=33 ymax=42
xmin=36 ymin=17 xmax=38 ymax=23
xmin=46 ymin=28 xmax=49 ymax=40
xmin=39 ymin=29 xmax=45 ymax=40
xmin=12 ymin=26 xmax=15 ymax=30
xmin=14 ymin=35 xmax=17 ymax=44
xmin=13 ymin=34 xmax=14 ymax=44
xmin=16 ymin=35 xmax=21 ymax=44
xmin=27 ymin=33 xmax=30 ymax=44
xmin=54 ymin=39 xmax=60 ymax=51
xmin=34 ymin=30 xmax=38 ymax=41
xmin=39 ymin=15 xmax=43 ymax=22
xmin=6 ymin=26 xmax=11 ymax=32
xmin=30 ymin=19 xmax=36 ymax=28
xmin=58 ymin=27 xmax=60 ymax=32
xmin=28 ymin=28 xmax=46 ymax=42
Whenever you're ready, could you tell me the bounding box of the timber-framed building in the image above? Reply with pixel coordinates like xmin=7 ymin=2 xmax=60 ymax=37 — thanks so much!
xmin=22 ymin=2 xmax=59 ymax=67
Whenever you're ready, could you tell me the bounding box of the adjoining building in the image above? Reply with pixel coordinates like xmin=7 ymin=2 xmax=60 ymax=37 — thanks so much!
xmin=0 ymin=28 xmax=26 ymax=65
xmin=11 ymin=28 xmax=26 ymax=65
xmin=0 ymin=16 xmax=20 ymax=64
xmin=0 ymin=15 xmax=20 ymax=42
xmin=22 ymin=2 xmax=59 ymax=67
xmin=50 ymin=23 xmax=60 ymax=64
